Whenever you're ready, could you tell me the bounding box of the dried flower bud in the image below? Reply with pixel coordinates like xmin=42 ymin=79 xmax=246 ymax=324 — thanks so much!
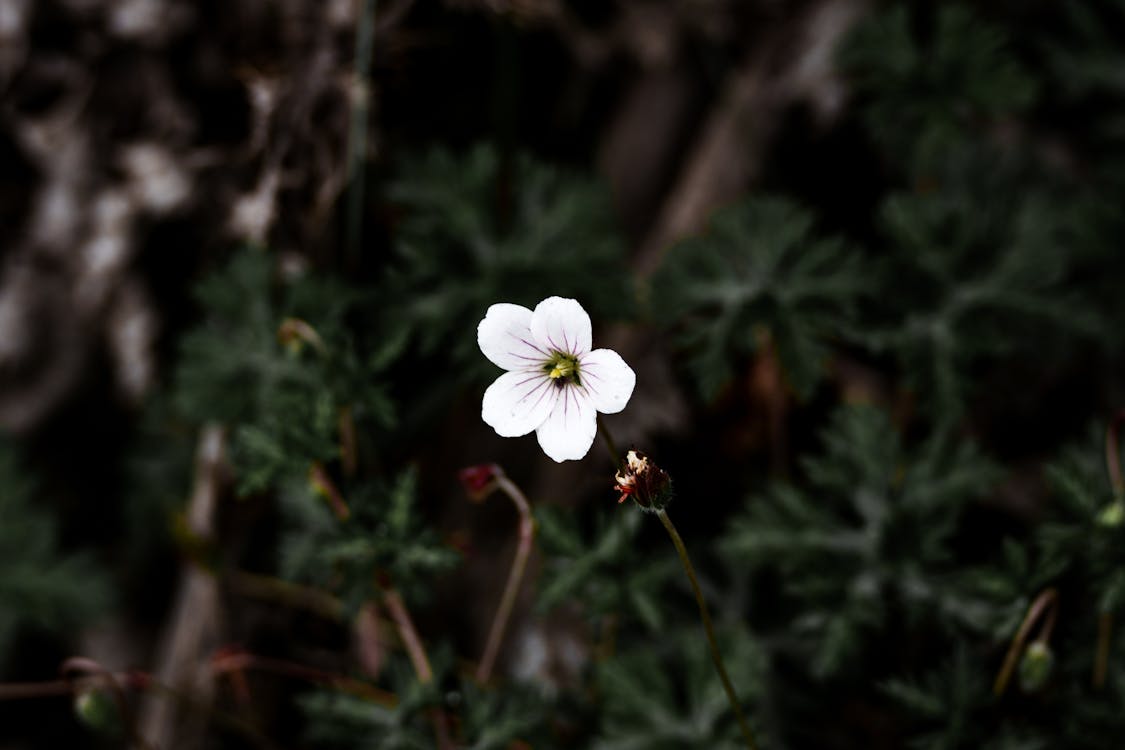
xmin=614 ymin=450 xmax=673 ymax=511
xmin=458 ymin=463 xmax=501 ymax=501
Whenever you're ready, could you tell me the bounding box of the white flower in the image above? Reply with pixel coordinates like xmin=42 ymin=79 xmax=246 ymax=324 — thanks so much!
xmin=477 ymin=296 xmax=636 ymax=462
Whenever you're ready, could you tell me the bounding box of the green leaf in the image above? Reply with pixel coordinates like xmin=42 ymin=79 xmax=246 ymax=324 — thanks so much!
xmin=653 ymin=196 xmax=863 ymax=400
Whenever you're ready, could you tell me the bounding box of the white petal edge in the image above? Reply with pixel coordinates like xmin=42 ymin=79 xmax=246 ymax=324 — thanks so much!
xmin=478 ymin=303 xmax=548 ymax=371
xmin=578 ymin=348 xmax=636 ymax=415
xmin=530 ymin=297 xmax=592 ymax=356
xmin=535 ymin=386 xmax=597 ymax=462
xmin=482 ymin=371 xmax=559 ymax=437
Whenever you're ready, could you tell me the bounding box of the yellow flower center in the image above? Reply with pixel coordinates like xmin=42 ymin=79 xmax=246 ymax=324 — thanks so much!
xmin=545 ymin=351 xmax=580 ymax=385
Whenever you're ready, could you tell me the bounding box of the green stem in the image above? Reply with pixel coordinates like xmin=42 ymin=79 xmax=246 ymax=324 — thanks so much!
xmin=657 ymin=509 xmax=758 ymax=750
xmin=597 ymin=415 xmax=622 ymax=470
xmin=345 ymin=0 xmax=377 ymax=264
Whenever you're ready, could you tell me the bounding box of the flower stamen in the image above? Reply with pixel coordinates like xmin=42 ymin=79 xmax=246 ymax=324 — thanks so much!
xmin=544 ymin=351 xmax=580 ymax=385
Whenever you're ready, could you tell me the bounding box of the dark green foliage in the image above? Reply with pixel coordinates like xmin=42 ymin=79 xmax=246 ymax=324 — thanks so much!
xmin=1040 ymin=0 xmax=1125 ymax=133
xmin=299 ymin=657 xmax=549 ymax=749
xmin=173 ymin=250 xmax=396 ymax=493
xmin=653 ymin=197 xmax=863 ymax=400
xmin=0 ymin=443 xmax=109 ymax=657
xmin=33 ymin=0 xmax=1125 ymax=741
xmin=1038 ymin=428 xmax=1125 ymax=615
xmin=721 ymin=405 xmax=1000 ymax=677
xmin=279 ymin=470 xmax=459 ymax=612
xmin=535 ymin=505 xmax=676 ymax=632
xmin=857 ymin=147 xmax=1097 ymax=423
xmin=881 ymin=647 xmax=997 ymax=750
xmin=384 ymin=145 xmax=632 ymax=381
xmin=839 ymin=4 xmax=1036 ymax=174
xmin=594 ymin=626 xmax=766 ymax=750
xmin=298 ymin=663 xmax=436 ymax=750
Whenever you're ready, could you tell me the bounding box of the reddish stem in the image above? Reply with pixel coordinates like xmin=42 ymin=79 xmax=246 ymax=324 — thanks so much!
xmin=1106 ymin=410 xmax=1125 ymax=498
xmin=994 ymin=588 xmax=1059 ymax=696
xmin=475 ymin=471 xmax=536 ymax=683
xmin=381 ymin=586 xmax=454 ymax=750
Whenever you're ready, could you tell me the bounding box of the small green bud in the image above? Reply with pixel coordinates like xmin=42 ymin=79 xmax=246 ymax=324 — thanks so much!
xmin=74 ymin=687 xmax=123 ymax=736
xmin=1097 ymin=501 xmax=1125 ymax=528
xmin=1018 ymin=641 xmax=1054 ymax=693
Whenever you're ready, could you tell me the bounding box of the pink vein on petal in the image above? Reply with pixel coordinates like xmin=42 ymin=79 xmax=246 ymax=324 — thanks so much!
xmin=516 ymin=336 xmax=548 ymax=355
xmin=511 ymin=372 xmax=546 ymax=388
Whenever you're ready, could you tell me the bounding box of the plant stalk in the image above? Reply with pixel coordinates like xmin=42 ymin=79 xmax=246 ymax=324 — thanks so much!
xmin=597 ymin=414 xmax=623 ymax=470
xmin=1106 ymin=410 xmax=1125 ymax=499
xmin=657 ymin=508 xmax=759 ymax=750
xmin=381 ymin=587 xmax=454 ymax=750
xmin=1094 ymin=611 xmax=1113 ymax=689
xmin=476 ymin=472 xmax=535 ymax=683
xmin=993 ymin=587 xmax=1058 ymax=696
xmin=345 ymin=0 xmax=377 ymax=263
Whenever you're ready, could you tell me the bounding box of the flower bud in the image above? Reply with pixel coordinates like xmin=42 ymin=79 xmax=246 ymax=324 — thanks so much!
xmin=614 ymin=450 xmax=673 ymax=512
xmin=277 ymin=317 xmax=326 ymax=355
xmin=1097 ymin=500 xmax=1125 ymax=528
xmin=74 ymin=687 xmax=122 ymax=737
xmin=457 ymin=463 xmax=500 ymax=501
xmin=1018 ymin=641 xmax=1054 ymax=693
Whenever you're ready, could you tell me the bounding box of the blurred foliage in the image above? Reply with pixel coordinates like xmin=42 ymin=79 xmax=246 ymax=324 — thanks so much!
xmin=0 ymin=443 xmax=109 ymax=659
xmin=721 ymin=405 xmax=1001 ymax=678
xmin=839 ymin=3 xmax=1036 ymax=176
xmin=383 ymin=146 xmax=632 ymax=382
xmin=11 ymin=0 xmax=1125 ymax=747
xmin=653 ymin=197 xmax=863 ymax=400
xmin=279 ymin=470 xmax=460 ymax=612
xmin=535 ymin=506 xmax=676 ymax=632
xmin=299 ymin=655 xmax=550 ymax=749
xmin=594 ymin=626 xmax=767 ymax=750
xmin=856 ymin=145 xmax=1098 ymax=423
xmin=173 ymin=250 xmax=397 ymax=493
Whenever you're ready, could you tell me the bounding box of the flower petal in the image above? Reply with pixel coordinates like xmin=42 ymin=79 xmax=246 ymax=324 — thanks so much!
xmin=478 ymin=303 xmax=549 ymax=371
xmin=579 ymin=348 xmax=636 ymax=414
xmin=530 ymin=297 xmax=591 ymax=356
xmin=536 ymin=386 xmax=597 ymax=462
xmin=482 ymin=371 xmax=558 ymax=437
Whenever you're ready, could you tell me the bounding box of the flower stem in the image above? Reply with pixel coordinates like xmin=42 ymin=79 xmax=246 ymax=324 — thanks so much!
xmin=229 ymin=570 xmax=344 ymax=621
xmin=597 ymin=415 xmax=623 ymax=470
xmin=1106 ymin=410 xmax=1125 ymax=499
xmin=345 ymin=0 xmax=377 ymax=263
xmin=476 ymin=472 xmax=536 ymax=683
xmin=211 ymin=649 xmax=397 ymax=706
xmin=1094 ymin=611 xmax=1113 ymax=689
xmin=381 ymin=586 xmax=454 ymax=750
xmin=382 ymin=587 xmax=433 ymax=683
xmin=656 ymin=508 xmax=758 ymax=750
xmin=993 ymin=587 xmax=1058 ymax=696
